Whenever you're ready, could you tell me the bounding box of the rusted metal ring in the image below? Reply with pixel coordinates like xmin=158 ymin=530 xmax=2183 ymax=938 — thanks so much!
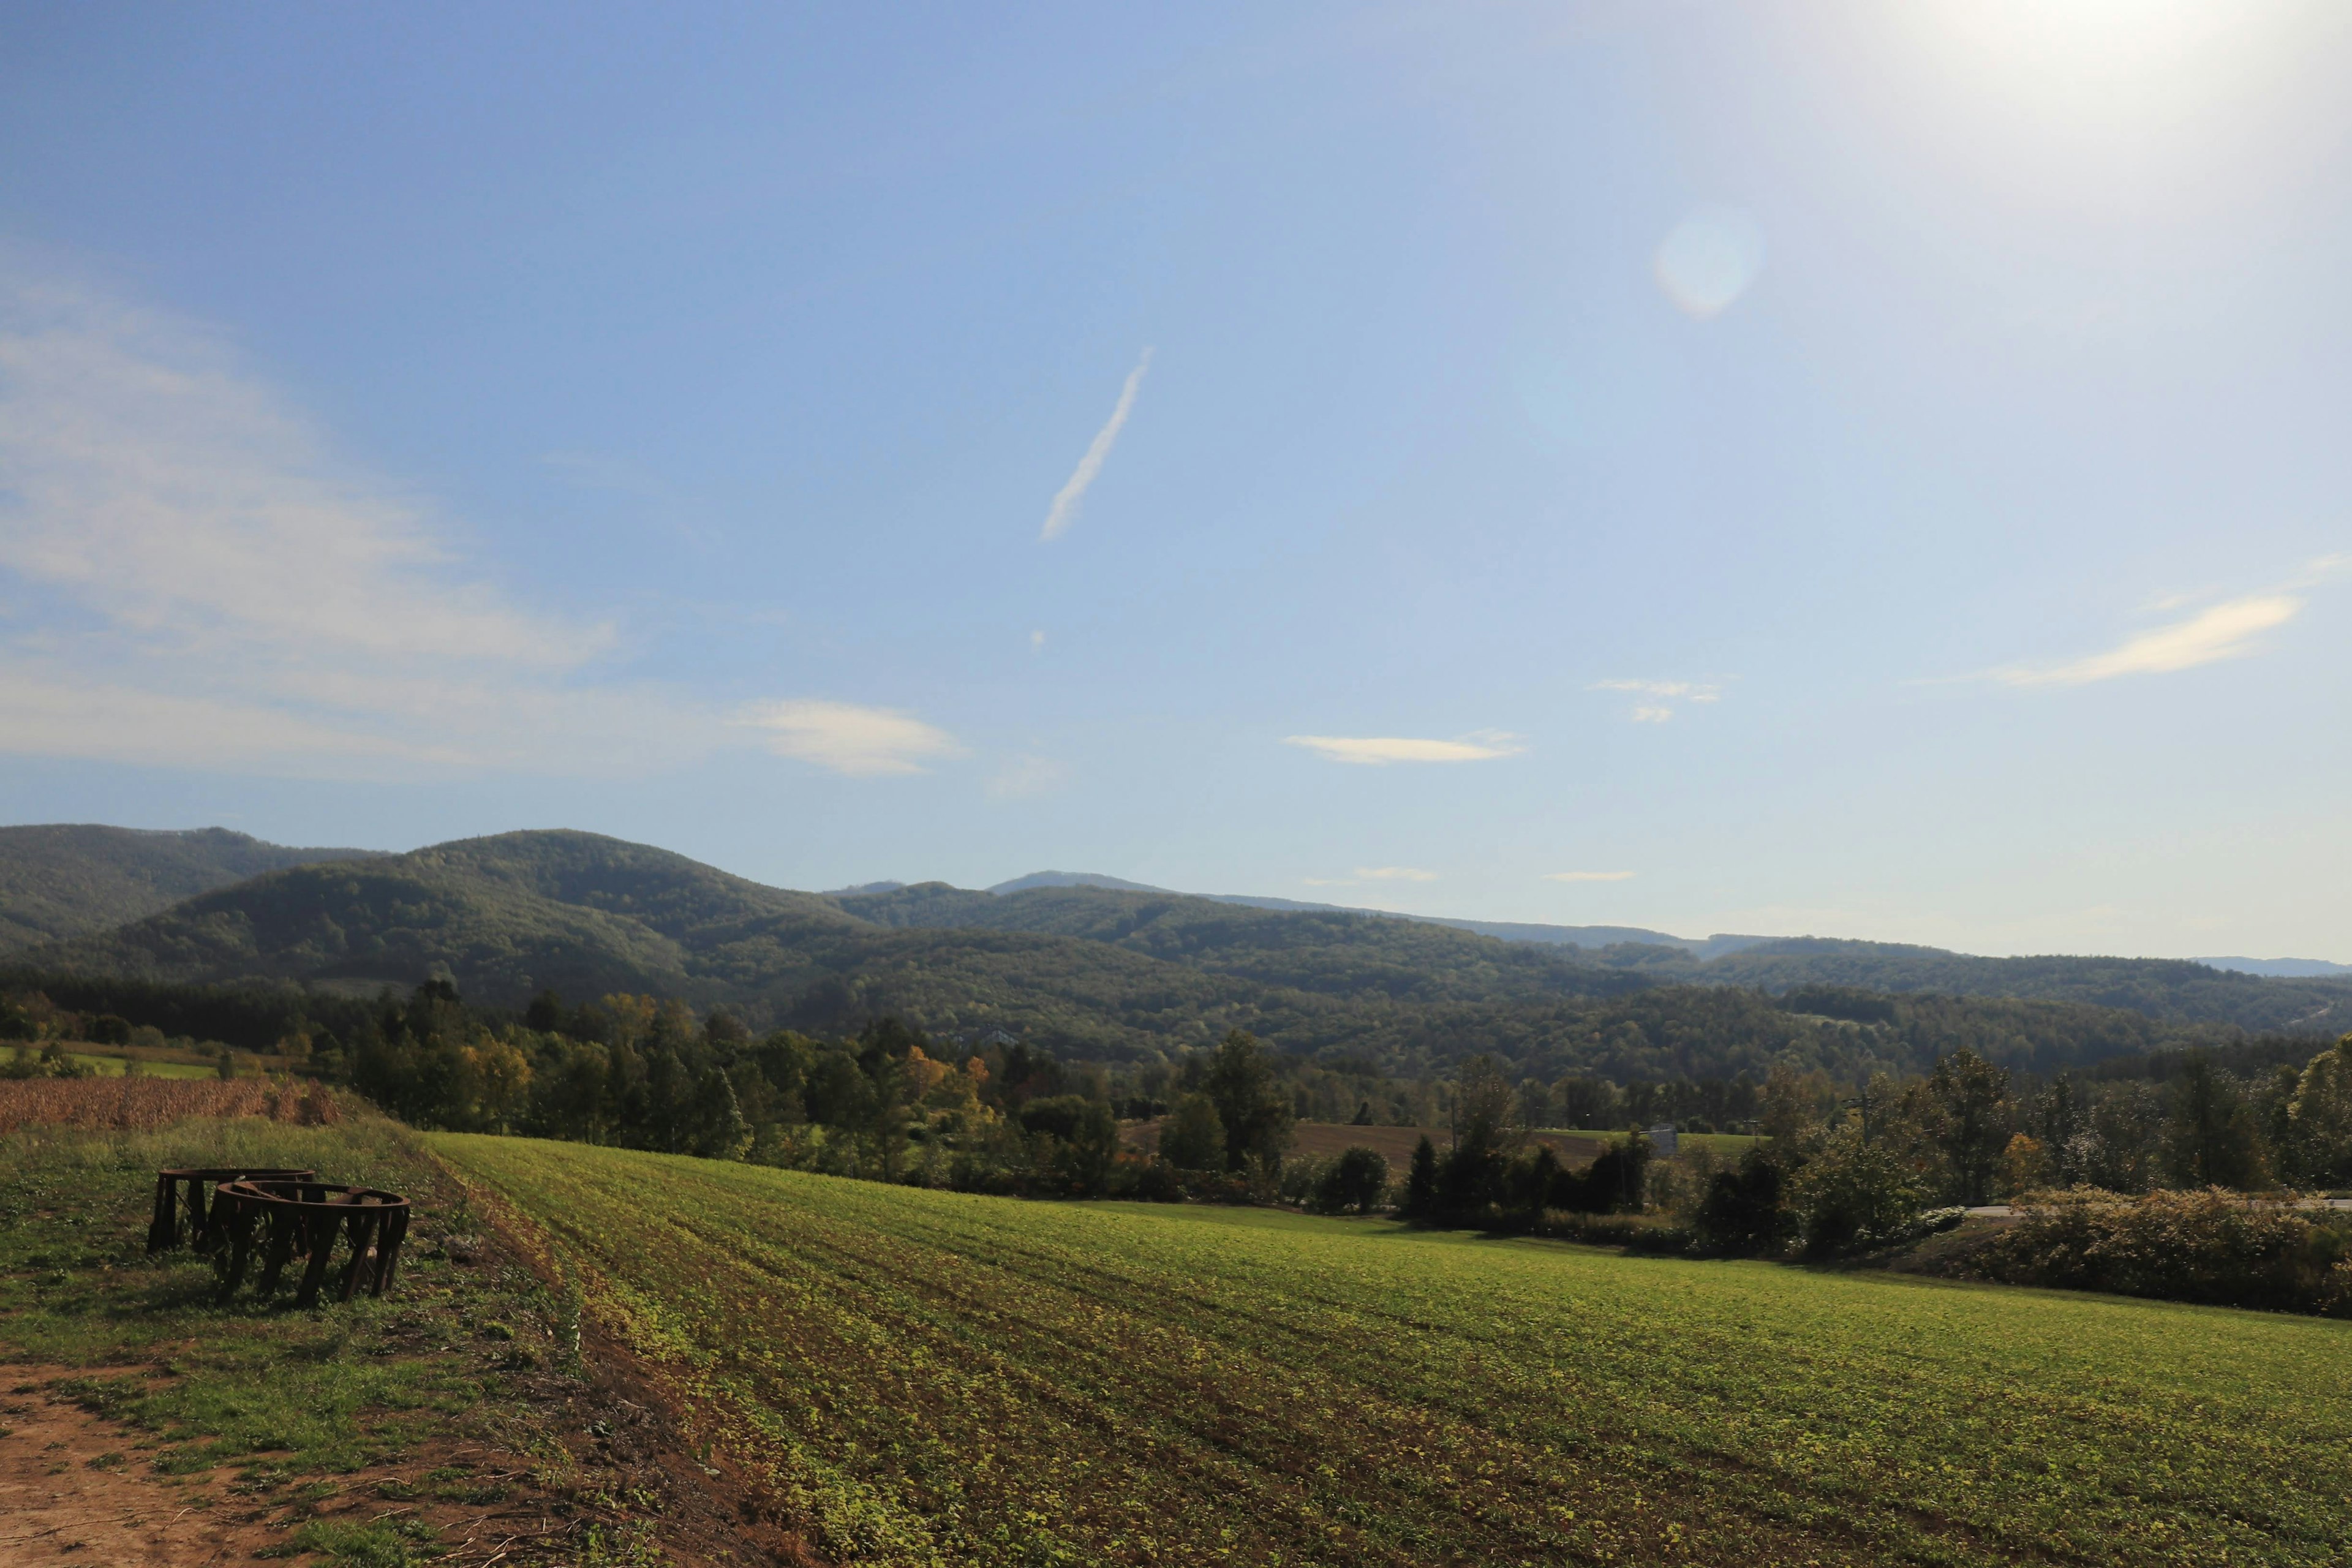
xmin=147 ymin=1167 xmax=318 ymax=1254
xmin=206 ymin=1180 xmax=413 ymax=1308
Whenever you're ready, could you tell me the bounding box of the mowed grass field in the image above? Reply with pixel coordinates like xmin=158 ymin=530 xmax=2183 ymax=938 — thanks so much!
xmin=2 ymin=1044 xmax=218 ymax=1079
xmin=432 ymin=1136 xmax=2352 ymax=1568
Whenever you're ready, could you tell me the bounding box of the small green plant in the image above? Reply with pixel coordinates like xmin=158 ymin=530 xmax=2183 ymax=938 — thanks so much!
xmin=287 ymin=1517 xmax=440 ymax=1567
xmin=578 ymin=1518 xmax=664 ymax=1567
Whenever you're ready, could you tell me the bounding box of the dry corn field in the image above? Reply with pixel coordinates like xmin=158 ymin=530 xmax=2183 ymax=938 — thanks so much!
xmin=0 ymin=1075 xmax=342 ymax=1134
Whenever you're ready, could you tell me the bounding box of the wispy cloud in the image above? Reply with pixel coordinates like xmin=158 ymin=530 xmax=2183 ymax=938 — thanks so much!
xmin=1994 ymin=594 xmax=2302 ymax=687
xmin=1283 ymin=731 xmax=1524 ymax=765
xmin=1303 ymin=865 xmax=1438 ymax=888
xmin=1592 ymin=677 xmax=1721 ymax=723
xmin=1593 ymin=679 xmax=1721 ymax=701
xmin=0 ymin=265 xmax=957 ymax=781
xmin=1546 ymin=870 xmax=1635 ymax=883
xmin=734 ymin=700 xmax=965 ymax=776
xmin=987 ymin=753 xmax=1069 ymax=799
xmin=1039 ymin=349 xmax=1153 ymax=543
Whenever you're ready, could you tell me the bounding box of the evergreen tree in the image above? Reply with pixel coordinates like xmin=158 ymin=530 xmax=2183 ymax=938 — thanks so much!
xmin=1158 ymin=1092 xmax=1226 ymax=1171
xmin=1404 ymin=1134 xmax=1439 ymax=1220
xmin=687 ymin=1065 xmax=752 ymax=1161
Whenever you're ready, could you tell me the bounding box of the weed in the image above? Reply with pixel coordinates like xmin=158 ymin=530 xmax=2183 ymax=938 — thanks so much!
xmin=287 ymin=1517 xmax=441 ymax=1566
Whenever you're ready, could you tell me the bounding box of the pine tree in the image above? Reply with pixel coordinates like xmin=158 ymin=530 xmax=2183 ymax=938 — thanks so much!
xmin=1404 ymin=1134 xmax=1439 ymax=1221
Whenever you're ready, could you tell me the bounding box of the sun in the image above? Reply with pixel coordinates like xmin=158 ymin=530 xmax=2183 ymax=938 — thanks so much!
xmin=1907 ymin=0 xmax=2283 ymax=117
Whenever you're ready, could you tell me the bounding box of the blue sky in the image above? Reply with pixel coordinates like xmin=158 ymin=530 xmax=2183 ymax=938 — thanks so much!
xmin=2 ymin=1 xmax=2348 ymax=959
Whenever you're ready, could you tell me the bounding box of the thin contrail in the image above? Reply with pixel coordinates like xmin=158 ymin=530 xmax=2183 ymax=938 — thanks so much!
xmin=1039 ymin=347 xmax=1153 ymax=542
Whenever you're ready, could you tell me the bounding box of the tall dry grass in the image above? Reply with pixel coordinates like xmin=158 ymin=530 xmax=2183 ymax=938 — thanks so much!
xmin=0 ymin=1075 xmax=342 ymax=1136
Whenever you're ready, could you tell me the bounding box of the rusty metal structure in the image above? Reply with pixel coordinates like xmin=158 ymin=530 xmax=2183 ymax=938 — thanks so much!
xmin=208 ymin=1179 xmax=413 ymax=1308
xmin=147 ymin=1166 xmax=317 ymax=1253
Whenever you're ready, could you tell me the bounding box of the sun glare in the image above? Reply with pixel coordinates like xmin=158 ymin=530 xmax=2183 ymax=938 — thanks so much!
xmin=1905 ymin=0 xmax=2291 ymax=121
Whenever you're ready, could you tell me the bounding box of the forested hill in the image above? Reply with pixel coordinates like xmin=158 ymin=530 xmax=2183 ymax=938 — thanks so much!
xmin=831 ymin=881 xmax=2352 ymax=1036
xmin=0 ymin=824 xmax=378 ymax=951
xmin=11 ymin=827 xmax=2348 ymax=1074
xmin=1609 ymin=938 xmax=2352 ymax=1035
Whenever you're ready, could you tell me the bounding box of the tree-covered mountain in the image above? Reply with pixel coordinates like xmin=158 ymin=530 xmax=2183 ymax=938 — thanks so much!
xmin=0 ymin=824 xmax=378 ymax=950
xmin=13 ymin=827 xmax=2348 ymax=1077
xmin=1619 ymin=938 xmax=2352 ymax=1035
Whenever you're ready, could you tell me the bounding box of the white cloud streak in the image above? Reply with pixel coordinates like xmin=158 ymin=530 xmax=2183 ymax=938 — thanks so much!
xmin=733 ymin=700 xmax=965 ymax=777
xmin=1591 ymin=679 xmax=1721 ymax=701
xmin=1283 ymin=731 xmax=1524 ymax=765
xmin=987 ymin=753 xmax=1069 ymax=799
xmin=1039 ymin=349 xmax=1152 ymax=543
xmin=1546 ymin=870 xmax=1636 ymax=883
xmin=1356 ymin=866 xmax=1437 ymax=881
xmin=1593 ymin=677 xmax=1720 ymax=724
xmin=0 ymin=266 xmax=960 ymax=781
xmin=1995 ymin=594 xmax=2303 ymax=686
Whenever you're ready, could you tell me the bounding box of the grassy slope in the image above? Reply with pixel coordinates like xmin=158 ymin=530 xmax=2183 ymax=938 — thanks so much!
xmin=0 ymin=824 xmax=377 ymax=951
xmin=437 ymin=1135 xmax=2352 ymax=1568
xmin=0 ymin=1109 xmax=785 ymax=1567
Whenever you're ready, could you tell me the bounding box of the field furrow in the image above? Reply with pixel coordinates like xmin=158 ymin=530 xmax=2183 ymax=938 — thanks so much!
xmin=432 ymin=1136 xmax=2352 ymax=1567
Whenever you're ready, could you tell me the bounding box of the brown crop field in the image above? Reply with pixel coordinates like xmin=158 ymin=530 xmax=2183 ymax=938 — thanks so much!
xmin=0 ymin=1075 xmax=342 ymax=1134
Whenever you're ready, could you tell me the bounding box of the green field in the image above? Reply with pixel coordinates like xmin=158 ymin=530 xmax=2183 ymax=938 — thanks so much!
xmin=3 ymin=1044 xmax=220 ymax=1078
xmin=432 ymin=1136 xmax=2352 ymax=1567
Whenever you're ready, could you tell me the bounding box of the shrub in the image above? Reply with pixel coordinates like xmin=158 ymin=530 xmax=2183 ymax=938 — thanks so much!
xmin=1158 ymin=1092 xmax=1226 ymax=1172
xmin=1694 ymin=1147 xmax=1793 ymax=1254
xmin=1310 ymin=1147 xmax=1389 ymax=1215
xmin=1786 ymin=1131 xmax=1929 ymax=1256
xmin=1963 ymin=1188 xmax=2352 ymax=1314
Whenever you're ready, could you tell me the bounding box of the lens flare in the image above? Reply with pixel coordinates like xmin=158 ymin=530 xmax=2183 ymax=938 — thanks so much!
xmin=1653 ymin=206 xmax=1765 ymax=319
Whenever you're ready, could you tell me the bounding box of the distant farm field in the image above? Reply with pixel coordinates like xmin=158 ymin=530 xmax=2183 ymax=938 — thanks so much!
xmin=1123 ymin=1118 xmax=1620 ymax=1166
xmin=432 ymin=1136 xmax=2352 ymax=1567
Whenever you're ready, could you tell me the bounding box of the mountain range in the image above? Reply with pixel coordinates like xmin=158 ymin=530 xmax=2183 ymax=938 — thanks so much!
xmin=4 ymin=826 xmax=2348 ymax=1077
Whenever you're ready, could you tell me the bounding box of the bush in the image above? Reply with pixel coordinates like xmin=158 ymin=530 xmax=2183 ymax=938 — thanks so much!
xmin=1310 ymin=1147 xmax=1389 ymax=1215
xmin=1786 ymin=1131 xmax=1929 ymax=1256
xmin=1962 ymin=1188 xmax=2352 ymax=1314
xmin=1694 ymin=1148 xmax=1793 ymax=1254
xmin=1158 ymin=1092 xmax=1226 ymax=1172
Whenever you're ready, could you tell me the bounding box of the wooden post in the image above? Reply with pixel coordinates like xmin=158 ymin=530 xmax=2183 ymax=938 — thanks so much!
xmin=372 ymin=1208 xmax=409 ymax=1296
xmin=215 ymin=1193 xmax=257 ymax=1303
xmin=258 ymin=1207 xmax=297 ymax=1295
xmin=294 ymin=1210 xmax=338 ymax=1309
xmin=147 ymin=1174 xmax=178 ymax=1253
xmin=336 ymin=1208 xmax=378 ymax=1303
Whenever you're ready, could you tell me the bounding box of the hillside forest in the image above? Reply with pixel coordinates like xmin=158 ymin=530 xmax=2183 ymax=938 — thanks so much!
xmin=12 ymin=968 xmax=2352 ymax=1265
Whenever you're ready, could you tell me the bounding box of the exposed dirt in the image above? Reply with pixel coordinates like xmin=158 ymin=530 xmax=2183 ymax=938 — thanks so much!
xmin=2 ymin=1246 xmax=822 ymax=1568
xmin=1 ymin=1365 xmax=273 ymax=1568
xmin=1 ymin=1327 xmax=818 ymax=1568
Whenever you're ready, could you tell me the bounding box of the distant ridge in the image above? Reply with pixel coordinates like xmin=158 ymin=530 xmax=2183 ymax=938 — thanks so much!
xmin=987 ymin=871 xmax=1174 ymax=895
xmin=8 ymin=831 xmax=2350 ymax=1053
xmin=986 ymin=874 xmax=1768 ymax=960
xmin=2198 ymin=956 xmax=2352 ymax=979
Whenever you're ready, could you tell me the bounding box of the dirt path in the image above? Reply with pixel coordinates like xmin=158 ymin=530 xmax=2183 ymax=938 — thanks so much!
xmin=0 ymin=1367 xmax=270 ymax=1568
